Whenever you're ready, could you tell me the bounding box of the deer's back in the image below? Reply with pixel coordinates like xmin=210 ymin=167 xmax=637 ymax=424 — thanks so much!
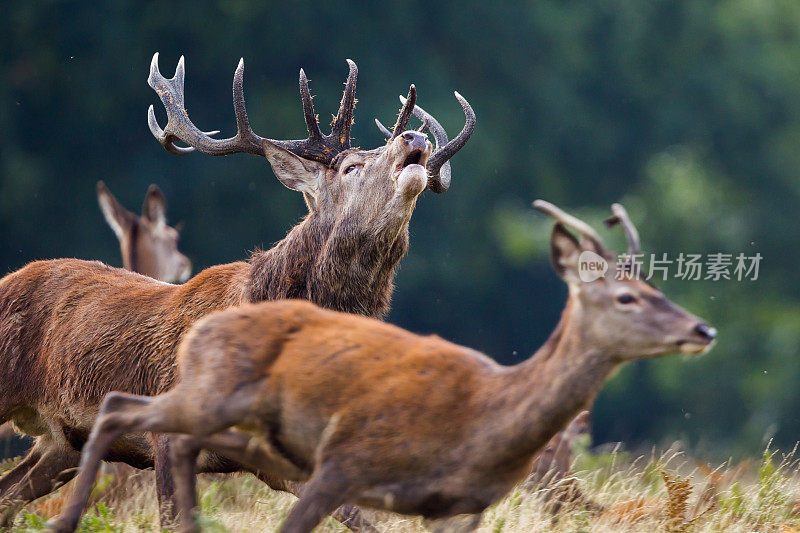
xmin=0 ymin=258 xmax=249 ymax=424
xmin=176 ymin=300 xmax=501 ymax=472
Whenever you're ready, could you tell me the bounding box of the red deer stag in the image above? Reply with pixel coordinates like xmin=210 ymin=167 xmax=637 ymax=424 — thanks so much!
xmin=0 ymin=54 xmax=473 ymax=529
xmin=96 ymin=181 xmax=192 ymax=284
xmin=49 ymin=201 xmax=716 ymax=533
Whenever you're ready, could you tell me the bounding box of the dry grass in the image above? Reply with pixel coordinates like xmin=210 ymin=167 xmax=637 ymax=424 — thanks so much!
xmin=6 ymin=443 xmax=800 ymax=532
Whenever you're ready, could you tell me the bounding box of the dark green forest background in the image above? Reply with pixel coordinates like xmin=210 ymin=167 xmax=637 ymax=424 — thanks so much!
xmin=2 ymin=0 xmax=799 ymax=457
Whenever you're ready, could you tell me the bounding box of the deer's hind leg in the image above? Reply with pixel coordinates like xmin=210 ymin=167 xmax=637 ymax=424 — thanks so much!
xmin=170 ymin=431 xmax=378 ymax=533
xmin=0 ymin=436 xmax=80 ymax=529
xmin=47 ymin=391 xmax=193 ymax=533
xmin=50 ymin=383 xmax=262 ymax=533
xmin=0 ymin=439 xmax=42 ymax=495
xmin=169 ymin=427 xmax=310 ymax=531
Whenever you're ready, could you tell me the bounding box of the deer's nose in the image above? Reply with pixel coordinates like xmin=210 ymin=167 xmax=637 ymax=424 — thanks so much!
xmin=401 ymin=131 xmax=428 ymax=151
xmin=694 ymin=323 xmax=717 ymax=342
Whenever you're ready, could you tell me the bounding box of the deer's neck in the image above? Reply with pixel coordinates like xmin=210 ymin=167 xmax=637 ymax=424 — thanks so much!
xmin=482 ymin=300 xmax=618 ymax=474
xmin=246 ymin=211 xmax=409 ymax=318
xmin=121 ymin=221 xmax=140 ymax=274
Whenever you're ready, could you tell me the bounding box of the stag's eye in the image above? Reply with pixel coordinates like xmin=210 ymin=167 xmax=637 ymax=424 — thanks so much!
xmin=617 ymin=293 xmax=637 ymax=305
xmin=344 ymin=164 xmax=360 ymax=175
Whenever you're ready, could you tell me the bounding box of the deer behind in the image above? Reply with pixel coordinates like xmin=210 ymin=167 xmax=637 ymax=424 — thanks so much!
xmin=0 ymin=182 xmax=192 ymax=458
xmin=49 ymin=201 xmax=716 ymax=533
xmin=0 ymin=55 xmax=473 ymax=528
xmin=96 ymin=181 xmax=192 ymax=284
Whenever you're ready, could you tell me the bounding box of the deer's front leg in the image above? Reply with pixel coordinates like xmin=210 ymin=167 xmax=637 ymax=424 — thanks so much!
xmin=252 ymin=472 xmax=379 ymax=533
xmin=169 ymin=435 xmax=201 ymax=533
xmin=153 ymin=433 xmax=178 ymax=529
xmin=278 ymin=464 xmax=351 ymax=533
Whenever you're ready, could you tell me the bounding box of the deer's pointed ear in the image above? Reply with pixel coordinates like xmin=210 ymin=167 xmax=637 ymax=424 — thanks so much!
xmin=142 ymin=184 xmax=168 ymax=226
xmin=262 ymin=139 xmax=325 ymax=198
xmin=550 ymin=223 xmax=583 ymax=283
xmin=97 ymin=181 xmax=135 ymax=239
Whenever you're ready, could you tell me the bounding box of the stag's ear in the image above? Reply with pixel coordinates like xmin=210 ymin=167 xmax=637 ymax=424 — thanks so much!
xmin=262 ymin=139 xmax=324 ymax=198
xmin=97 ymin=181 xmax=135 ymax=239
xmin=550 ymin=223 xmax=583 ymax=283
xmin=142 ymin=184 xmax=168 ymax=226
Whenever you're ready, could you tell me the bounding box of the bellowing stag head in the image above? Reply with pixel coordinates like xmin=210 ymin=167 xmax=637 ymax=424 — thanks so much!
xmin=147 ymin=55 xmax=474 ymax=222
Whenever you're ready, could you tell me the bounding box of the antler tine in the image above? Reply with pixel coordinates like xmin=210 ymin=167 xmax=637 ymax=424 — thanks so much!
xmin=329 ymin=59 xmax=358 ymax=148
xmin=427 ymin=92 xmax=475 ymax=176
xmin=391 ymin=85 xmax=417 ymax=138
xmin=267 ymin=59 xmax=358 ymax=165
xmin=148 ymin=54 xmax=193 ymax=155
xmin=399 ymin=91 xmax=475 ymax=194
xmin=417 ymin=118 xmax=430 ymax=134
xmin=532 ymin=199 xmax=605 ymax=246
xmin=373 ymin=88 xmax=424 ymax=141
xmin=148 ymin=53 xmax=266 ymax=157
xmin=604 ymin=203 xmax=641 ymax=256
xmin=299 ymin=68 xmax=323 ymax=141
xmin=231 ymin=58 xmax=269 ymax=155
xmin=401 ymin=94 xmax=448 ymax=148
xmin=374 ymin=118 xmax=393 ymax=140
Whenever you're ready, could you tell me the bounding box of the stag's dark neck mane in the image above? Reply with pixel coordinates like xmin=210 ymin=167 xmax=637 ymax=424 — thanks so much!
xmin=245 ymin=210 xmax=409 ymax=318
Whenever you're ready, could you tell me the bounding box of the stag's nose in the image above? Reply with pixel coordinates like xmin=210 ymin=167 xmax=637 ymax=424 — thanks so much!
xmin=694 ymin=323 xmax=717 ymax=342
xmin=401 ymin=131 xmax=428 ymax=151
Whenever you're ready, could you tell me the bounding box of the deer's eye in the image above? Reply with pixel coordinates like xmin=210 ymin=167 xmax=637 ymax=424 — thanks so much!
xmin=617 ymin=293 xmax=637 ymax=305
xmin=344 ymin=164 xmax=360 ymax=174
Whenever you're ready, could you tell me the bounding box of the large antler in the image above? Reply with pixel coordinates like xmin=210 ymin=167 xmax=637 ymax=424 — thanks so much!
xmin=147 ymin=53 xmax=358 ymax=166
xmin=375 ymin=91 xmax=475 ymax=194
xmin=532 ymin=200 xmax=605 ymax=250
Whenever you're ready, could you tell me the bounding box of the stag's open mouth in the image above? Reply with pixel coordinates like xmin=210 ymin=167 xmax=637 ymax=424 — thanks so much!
xmin=393 ymin=148 xmax=430 ymax=197
xmin=395 ymin=148 xmax=428 ymax=175
xmin=403 ymin=149 xmax=423 ymax=167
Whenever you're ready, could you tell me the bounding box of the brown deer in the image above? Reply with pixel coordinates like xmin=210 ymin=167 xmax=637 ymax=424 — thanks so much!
xmin=524 ymin=203 xmax=648 ymax=512
xmin=0 ymin=181 xmax=194 ymax=512
xmin=0 ymin=54 xmax=473 ymax=529
xmin=48 ymin=201 xmax=716 ymax=533
xmin=96 ymin=181 xmax=192 ymax=284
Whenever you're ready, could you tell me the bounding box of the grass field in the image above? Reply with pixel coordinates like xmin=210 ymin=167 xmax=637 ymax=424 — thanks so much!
xmin=4 ymin=442 xmax=800 ymax=532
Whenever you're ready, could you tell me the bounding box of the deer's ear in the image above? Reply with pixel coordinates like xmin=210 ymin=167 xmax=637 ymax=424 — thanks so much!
xmin=262 ymin=139 xmax=325 ymax=198
xmin=97 ymin=181 xmax=135 ymax=239
xmin=550 ymin=223 xmax=583 ymax=283
xmin=142 ymin=184 xmax=168 ymax=226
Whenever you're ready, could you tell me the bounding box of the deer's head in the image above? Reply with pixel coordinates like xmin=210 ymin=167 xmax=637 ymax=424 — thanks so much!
xmin=535 ymin=200 xmax=716 ymax=361
xmin=147 ymin=55 xmax=474 ymax=230
xmin=97 ymin=181 xmax=192 ymax=283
